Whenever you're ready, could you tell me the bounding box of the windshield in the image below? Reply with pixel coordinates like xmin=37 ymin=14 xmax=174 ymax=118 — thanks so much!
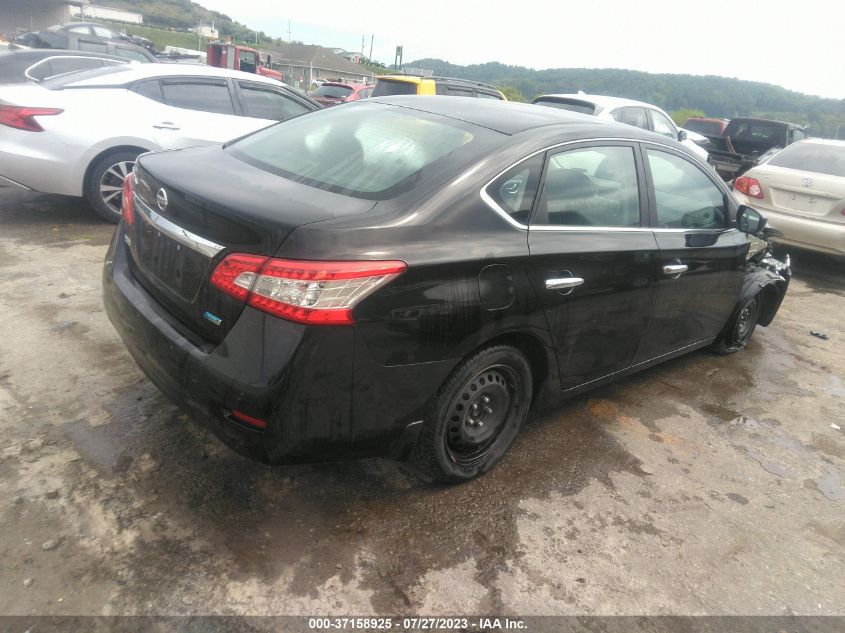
xmin=767 ymin=143 xmax=845 ymax=178
xmin=372 ymin=80 xmax=417 ymax=97
xmin=312 ymin=84 xmax=354 ymax=98
xmin=227 ymin=102 xmax=479 ymax=199
xmin=533 ymin=98 xmax=596 ymax=115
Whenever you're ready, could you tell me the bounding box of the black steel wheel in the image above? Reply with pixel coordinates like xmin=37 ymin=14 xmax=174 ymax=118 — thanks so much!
xmin=412 ymin=345 xmax=532 ymax=483
xmin=711 ymin=295 xmax=760 ymax=355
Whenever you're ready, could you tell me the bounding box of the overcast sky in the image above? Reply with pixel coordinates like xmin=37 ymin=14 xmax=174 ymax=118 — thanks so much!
xmin=198 ymin=0 xmax=844 ymax=99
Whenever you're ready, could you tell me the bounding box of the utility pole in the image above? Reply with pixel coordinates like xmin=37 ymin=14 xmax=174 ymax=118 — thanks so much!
xmin=361 ymin=35 xmax=365 ymax=56
xmin=369 ymin=34 xmax=374 ymax=62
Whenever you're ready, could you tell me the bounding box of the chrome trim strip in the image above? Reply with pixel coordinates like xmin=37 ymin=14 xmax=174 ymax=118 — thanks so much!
xmin=562 ymin=338 xmax=712 ymax=393
xmin=480 ymin=136 xmax=729 ymax=234
xmin=134 ymin=194 xmax=225 ymax=259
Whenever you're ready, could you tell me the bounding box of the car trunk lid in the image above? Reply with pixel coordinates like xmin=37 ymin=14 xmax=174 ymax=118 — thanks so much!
xmin=127 ymin=145 xmax=376 ymax=344
xmin=753 ymin=165 xmax=845 ymax=222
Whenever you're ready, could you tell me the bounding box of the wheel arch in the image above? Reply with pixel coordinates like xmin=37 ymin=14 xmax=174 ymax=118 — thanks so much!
xmin=82 ymin=144 xmax=150 ymax=192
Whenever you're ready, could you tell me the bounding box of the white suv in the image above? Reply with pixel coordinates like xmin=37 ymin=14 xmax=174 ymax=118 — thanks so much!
xmin=0 ymin=63 xmax=318 ymax=221
xmin=533 ymin=93 xmax=710 ymax=163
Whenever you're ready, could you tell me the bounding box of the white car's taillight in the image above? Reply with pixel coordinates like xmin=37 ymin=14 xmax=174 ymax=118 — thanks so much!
xmin=210 ymin=255 xmax=407 ymax=325
xmin=0 ymin=105 xmax=63 ymax=132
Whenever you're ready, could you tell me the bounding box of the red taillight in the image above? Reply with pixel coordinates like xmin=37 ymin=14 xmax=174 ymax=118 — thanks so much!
xmin=210 ymin=255 xmax=407 ymax=325
xmin=122 ymin=174 xmax=135 ymax=226
xmin=734 ymin=176 xmax=764 ymax=199
xmin=0 ymin=105 xmax=63 ymax=132
xmin=230 ymin=409 xmax=267 ymax=430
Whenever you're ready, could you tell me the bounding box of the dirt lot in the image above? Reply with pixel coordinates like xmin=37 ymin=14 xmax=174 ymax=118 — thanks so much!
xmin=1 ymin=187 xmax=843 ymax=617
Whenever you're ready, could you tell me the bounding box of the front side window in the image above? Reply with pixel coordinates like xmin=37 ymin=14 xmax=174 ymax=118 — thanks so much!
xmin=240 ymin=84 xmax=310 ymax=121
xmin=646 ymin=149 xmax=727 ymax=229
xmin=534 ymin=145 xmax=641 ymax=227
xmin=486 ymin=154 xmax=544 ymax=224
xmin=612 ymin=107 xmax=649 ymax=130
xmin=228 ymin=103 xmax=478 ymax=199
xmin=161 ymin=80 xmax=235 ymax=115
xmin=77 ymin=40 xmax=109 ymax=54
xmin=650 ymin=109 xmax=677 ymax=139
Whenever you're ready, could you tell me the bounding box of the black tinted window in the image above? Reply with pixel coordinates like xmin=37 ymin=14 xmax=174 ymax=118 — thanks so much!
xmin=646 ymin=149 xmax=727 ymax=229
xmin=372 ymin=80 xmax=417 ymax=96
xmin=312 ymin=84 xmax=353 ymax=98
xmin=683 ymin=119 xmax=724 ymax=136
xmin=535 ymin=146 xmax=641 ymax=227
xmin=161 ymin=81 xmax=234 ymax=115
xmin=446 ymin=86 xmax=474 ymax=97
xmin=767 ymin=142 xmax=845 ymax=177
xmin=487 ymin=154 xmax=544 ymax=224
xmin=135 ymin=80 xmax=164 ymax=103
xmin=240 ymin=84 xmax=310 ymax=121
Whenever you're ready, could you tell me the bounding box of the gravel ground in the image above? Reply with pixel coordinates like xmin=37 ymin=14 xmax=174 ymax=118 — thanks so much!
xmin=1 ymin=188 xmax=843 ymax=617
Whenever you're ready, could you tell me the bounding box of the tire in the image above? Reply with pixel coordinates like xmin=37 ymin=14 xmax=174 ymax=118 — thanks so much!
xmin=411 ymin=345 xmax=533 ymax=483
xmin=711 ymin=295 xmax=760 ymax=355
xmin=84 ymin=150 xmax=140 ymax=223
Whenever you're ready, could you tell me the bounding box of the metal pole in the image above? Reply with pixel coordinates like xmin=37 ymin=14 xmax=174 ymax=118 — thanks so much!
xmin=369 ymin=34 xmax=374 ymax=62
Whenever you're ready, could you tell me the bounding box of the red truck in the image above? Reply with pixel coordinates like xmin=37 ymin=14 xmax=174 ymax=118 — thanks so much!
xmin=206 ymin=42 xmax=283 ymax=81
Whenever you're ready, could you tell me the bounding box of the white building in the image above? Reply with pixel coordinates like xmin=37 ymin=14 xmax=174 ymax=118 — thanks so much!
xmin=70 ymin=3 xmax=143 ymax=24
xmin=194 ymin=24 xmax=218 ymax=39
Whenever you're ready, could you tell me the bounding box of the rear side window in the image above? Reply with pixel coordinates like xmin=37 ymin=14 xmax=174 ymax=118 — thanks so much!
xmin=134 ymin=80 xmax=164 ymax=103
xmin=239 ymin=83 xmax=310 ymax=121
xmin=646 ymin=149 xmax=727 ymax=229
xmin=27 ymin=57 xmax=120 ymax=81
xmin=161 ymin=80 xmax=235 ymax=115
xmin=228 ymin=103 xmax=478 ymax=199
xmin=372 ymin=80 xmax=417 ymax=97
xmin=486 ymin=154 xmax=544 ymax=224
xmin=533 ymin=99 xmax=596 ymax=115
xmin=535 ymin=146 xmax=641 ymax=227
xmin=650 ymin=109 xmax=677 ymax=139
xmin=767 ymin=142 xmax=845 ymax=177
xmin=612 ymin=107 xmax=649 ymax=130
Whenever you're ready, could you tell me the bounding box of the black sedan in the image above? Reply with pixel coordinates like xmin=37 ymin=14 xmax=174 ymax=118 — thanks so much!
xmin=103 ymin=96 xmax=790 ymax=482
xmin=0 ymin=49 xmax=127 ymax=84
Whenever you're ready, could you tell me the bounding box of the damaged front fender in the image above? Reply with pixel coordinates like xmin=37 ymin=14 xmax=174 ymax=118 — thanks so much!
xmin=734 ymin=253 xmax=791 ymax=327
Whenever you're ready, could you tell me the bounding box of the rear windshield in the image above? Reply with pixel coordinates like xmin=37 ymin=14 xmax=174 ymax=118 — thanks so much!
xmin=227 ymin=102 xmax=478 ymax=199
xmin=312 ymin=84 xmax=353 ymax=98
xmin=532 ymin=98 xmax=596 ymax=116
xmin=726 ymin=121 xmax=786 ymax=145
xmin=683 ymin=119 xmax=724 ymax=136
xmin=372 ymin=79 xmax=417 ymax=97
xmin=767 ymin=143 xmax=845 ymax=178
xmin=40 ymin=64 xmax=131 ymax=89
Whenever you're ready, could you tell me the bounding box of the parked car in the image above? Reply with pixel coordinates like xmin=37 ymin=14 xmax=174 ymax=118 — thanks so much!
xmin=707 ymin=117 xmax=806 ymax=181
xmin=0 ymin=63 xmax=319 ymax=221
xmin=731 ymin=139 xmax=845 ymax=256
xmin=372 ymin=75 xmax=505 ymax=100
xmin=0 ymin=49 xmax=128 ymax=84
xmin=682 ymin=116 xmax=730 ymax=138
xmin=17 ymin=22 xmax=154 ymax=53
xmin=102 ymin=96 xmax=790 ymax=482
xmin=310 ymin=81 xmax=373 ymax=106
xmin=532 ymin=93 xmax=710 ymax=163
xmin=14 ymin=25 xmax=157 ymax=63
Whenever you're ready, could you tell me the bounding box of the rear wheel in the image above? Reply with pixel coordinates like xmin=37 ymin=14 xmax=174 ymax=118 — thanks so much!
xmin=84 ymin=150 xmax=140 ymax=223
xmin=412 ymin=345 xmax=532 ymax=483
xmin=711 ymin=295 xmax=760 ymax=354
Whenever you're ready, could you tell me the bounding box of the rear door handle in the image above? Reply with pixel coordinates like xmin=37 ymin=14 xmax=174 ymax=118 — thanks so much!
xmin=663 ymin=264 xmax=688 ymax=278
xmin=545 ymin=277 xmax=584 ymax=290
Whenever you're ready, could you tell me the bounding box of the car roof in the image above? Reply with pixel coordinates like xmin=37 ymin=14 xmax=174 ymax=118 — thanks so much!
xmin=534 ymin=93 xmax=656 ymax=110
xmin=53 ymin=62 xmax=288 ymax=87
xmin=370 ymin=95 xmax=631 ymax=135
xmin=794 ymin=138 xmax=845 ymax=148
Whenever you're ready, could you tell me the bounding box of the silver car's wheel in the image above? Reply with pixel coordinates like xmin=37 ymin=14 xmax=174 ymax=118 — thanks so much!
xmin=84 ymin=150 xmax=141 ymax=223
xmin=99 ymin=160 xmax=134 ymax=216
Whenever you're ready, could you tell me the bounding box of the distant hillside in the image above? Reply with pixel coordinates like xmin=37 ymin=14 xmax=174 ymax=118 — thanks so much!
xmin=411 ymin=58 xmax=845 ymax=138
xmin=94 ymin=0 xmax=280 ymax=45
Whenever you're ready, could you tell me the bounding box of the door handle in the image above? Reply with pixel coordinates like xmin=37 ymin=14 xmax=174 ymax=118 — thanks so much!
xmin=153 ymin=122 xmax=180 ymax=130
xmin=545 ymin=277 xmax=584 ymax=291
xmin=663 ymin=263 xmax=688 ymax=279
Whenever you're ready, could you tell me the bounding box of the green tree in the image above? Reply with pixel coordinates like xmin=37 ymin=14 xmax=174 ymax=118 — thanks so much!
xmin=670 ymin=108 xmax=705 ymax=126
xmin=498 ymin=85 xmax=525 ymax=102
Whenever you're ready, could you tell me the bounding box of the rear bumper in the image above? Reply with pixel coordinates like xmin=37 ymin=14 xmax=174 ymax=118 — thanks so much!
xmin=102 ymin=226 xmax=442 ymax=464
xmin=0 ymin=131 xmax=85 ymax=196
xmin=735 ymin=195 xmax=845 ymax=256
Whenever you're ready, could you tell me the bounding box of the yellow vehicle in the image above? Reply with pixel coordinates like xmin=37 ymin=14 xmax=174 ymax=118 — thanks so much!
xmin=372 ymin=75 xmax=506 ymax=100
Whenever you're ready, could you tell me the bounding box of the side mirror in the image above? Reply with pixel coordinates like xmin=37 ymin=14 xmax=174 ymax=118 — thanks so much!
xmin=678 ymin=129 xmax=688 ymax=142
xmin=736 ymin=204 xmax=767 ymax=236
